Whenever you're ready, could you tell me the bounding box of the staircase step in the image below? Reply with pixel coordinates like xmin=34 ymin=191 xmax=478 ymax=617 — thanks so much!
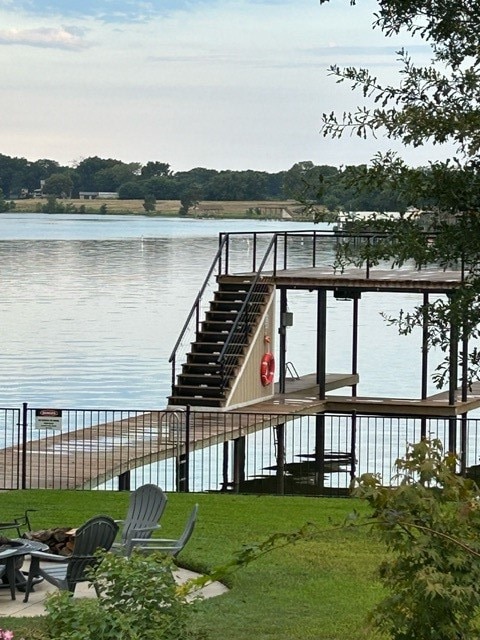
xmin=206 ymin=307 xmax=263 ymax=322
xmin=191 ymin=341 xmax=245 ymax=355
xmin=182 ymin=362 xmax=222 ymax=372
xmin=196 ymin=330 xmax=250 ymax=344
xmin=213 ymin=292 xmax=248 ymax=304
xmin=177 ymin=374 xmax=223 ymax=387
xmin=201 ymin=322 xmax=254 ymax=335
xmin=168 ymin=396 xmax=225 ymax=408
xmin=217 ymin=282 xmax=252 ymax=292
xmin=182 ymin=362 xmax=239 ymax=376
xmin=172 ymin=385 xmax=226 ymax=398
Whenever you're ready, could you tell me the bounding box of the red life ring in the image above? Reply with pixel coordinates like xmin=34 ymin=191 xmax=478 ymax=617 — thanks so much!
xmin=260 ymin=352 xmax=275 ymax=387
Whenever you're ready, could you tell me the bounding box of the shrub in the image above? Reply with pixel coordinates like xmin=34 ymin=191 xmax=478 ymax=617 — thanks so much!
xmin=353 ymin=439 xmax=480 ymax=640
xmin=45 ymin=551 xmax=202 ymax=640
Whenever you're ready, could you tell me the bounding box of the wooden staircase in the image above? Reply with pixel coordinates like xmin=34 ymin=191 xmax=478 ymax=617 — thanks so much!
xmin=168 ymin=281 xmax=271 ymax=408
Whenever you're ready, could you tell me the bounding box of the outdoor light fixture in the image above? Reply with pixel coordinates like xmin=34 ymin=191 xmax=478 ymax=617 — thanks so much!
xmin=333 ymin=288 xmax=362 ymax=301
xmin=281 ymin=312 xmax=293 ymax=327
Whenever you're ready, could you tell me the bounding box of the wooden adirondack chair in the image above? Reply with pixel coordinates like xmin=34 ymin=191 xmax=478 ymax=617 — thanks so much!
xmin=128 ymin=504 xmax=198 ymax=558
xmin=23 ymin=514 xmax=118 ymax=602
xmin=115 ymin=484 xmax=168 ymax=555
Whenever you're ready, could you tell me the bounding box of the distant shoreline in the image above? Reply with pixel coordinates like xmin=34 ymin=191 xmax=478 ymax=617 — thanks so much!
xmin=6 ymin=198 xmax=314 ymax=221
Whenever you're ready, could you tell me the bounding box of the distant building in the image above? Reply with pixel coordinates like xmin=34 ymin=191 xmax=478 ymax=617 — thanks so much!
xmin=79 ymin=191 xmax=119 ymax=200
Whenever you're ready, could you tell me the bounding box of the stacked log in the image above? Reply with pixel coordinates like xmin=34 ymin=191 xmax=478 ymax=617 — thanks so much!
xmin=23 ymin=528 xmax=76 ymax=556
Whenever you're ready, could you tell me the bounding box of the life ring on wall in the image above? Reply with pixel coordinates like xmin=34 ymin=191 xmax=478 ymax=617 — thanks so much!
xmin=260 ymin=352 xmax=275 ymax=387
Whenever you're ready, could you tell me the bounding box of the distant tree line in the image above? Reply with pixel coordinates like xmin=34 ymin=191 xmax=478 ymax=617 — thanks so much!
xmin=0 ymin=153 xmax=414 ymax=212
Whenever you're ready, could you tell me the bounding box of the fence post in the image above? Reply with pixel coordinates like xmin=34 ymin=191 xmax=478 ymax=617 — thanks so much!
xmin=275 ymin=422 xmax=285 ymax=495
xmin=21 ymin=402 xmax=28 ymax=490
xmin=178 ymin=406 xmax=190 ymax=492
xmin=118 ymin=471 xmax=131 ymax=491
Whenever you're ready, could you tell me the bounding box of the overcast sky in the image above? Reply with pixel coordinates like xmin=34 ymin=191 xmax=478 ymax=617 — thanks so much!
xmin=0 ymin=0 xmax=456 ymax=172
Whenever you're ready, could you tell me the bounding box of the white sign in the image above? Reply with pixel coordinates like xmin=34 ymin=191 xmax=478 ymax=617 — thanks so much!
xmin=35 ymin=408 xmax=63 ymax=430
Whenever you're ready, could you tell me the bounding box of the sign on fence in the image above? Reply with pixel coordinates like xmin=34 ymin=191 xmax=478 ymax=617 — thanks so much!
xmin=35 ymin=408 xmax=62 ymax=430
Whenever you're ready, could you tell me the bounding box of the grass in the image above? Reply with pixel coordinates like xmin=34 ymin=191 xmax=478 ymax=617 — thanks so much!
xmin=0 ymin=491 xmax=386 ymax=640
xmin=10 ymin=198 xmax=302 ymax=219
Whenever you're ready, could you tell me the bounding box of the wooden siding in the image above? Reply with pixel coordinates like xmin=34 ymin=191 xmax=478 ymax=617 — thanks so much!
xmin=226 ymin=288 xmax=276 ymax=409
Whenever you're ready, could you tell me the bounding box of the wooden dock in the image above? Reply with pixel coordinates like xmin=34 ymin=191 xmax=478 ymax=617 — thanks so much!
xmin=2 ymin=247 xmax=475 ymax=491
xmin=0 ymin=373 xmax=356 ymax=490
xmin=2 ymin=372 xmax=479 ymax=490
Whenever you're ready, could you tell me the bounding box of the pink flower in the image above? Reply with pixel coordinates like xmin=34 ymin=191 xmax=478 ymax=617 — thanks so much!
xmin=1 ymin=630 xmax=14 ymax=640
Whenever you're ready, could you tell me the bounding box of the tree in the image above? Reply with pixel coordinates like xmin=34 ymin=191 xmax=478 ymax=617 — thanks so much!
xmin=143 ymin=194 xmax=156 ymax=213
xmin=42 ymin=172 xmax=73 ymax=198
xmin=140 ymin=161 xmax=171 ymax=179
xmin=178 ymin=185 xmax=202 ymax=215
xmin=142 ymin=176 xmax=180 ymax=200
xmin=0 ymin=186 xmax=16 ymax=211
xmin=95 ymin=163 xmax=141 ymax=192
xmin=317 ymin=0 xmax=480 ymax=389
xmin=118 ymin=181 xmax=145 ymax=200
xmin=75 ymin=156 xmax=119 ymax=192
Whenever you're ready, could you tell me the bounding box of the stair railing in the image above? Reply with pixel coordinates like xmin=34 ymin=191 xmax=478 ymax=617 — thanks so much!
xmin=169 ymin=234 xmax=229 ymax=388
xmin=217 ymin=234 xmax=278 ymax=390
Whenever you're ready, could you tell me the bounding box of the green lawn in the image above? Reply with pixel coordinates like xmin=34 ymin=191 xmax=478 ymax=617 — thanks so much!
xmin=0 ymin=491 xmax=386 ymax=640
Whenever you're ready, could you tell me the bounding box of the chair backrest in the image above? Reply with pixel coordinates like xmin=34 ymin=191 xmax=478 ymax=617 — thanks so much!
xmin=175 ymin=504 xmax=199 ymax=556
xmin=121 ymin=484 xmax=167 ymax=544
xmin=66 ymin=515 xmax=119 ymax=588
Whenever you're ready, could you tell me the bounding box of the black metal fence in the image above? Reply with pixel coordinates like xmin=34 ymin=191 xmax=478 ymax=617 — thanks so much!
xmin=1 ymin=404 xmax=479 ymax=494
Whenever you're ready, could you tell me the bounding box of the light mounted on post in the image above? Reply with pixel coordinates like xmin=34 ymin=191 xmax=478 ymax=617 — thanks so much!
xmin=333 ymin=288 xmax=362 ymax=301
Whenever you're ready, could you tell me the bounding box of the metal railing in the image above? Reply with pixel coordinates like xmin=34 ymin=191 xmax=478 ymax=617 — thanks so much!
xmin=169 ymin=234 xmax=229 ymax=387
xmin=217 ymin=234 xmax=277 ymax=390
xmin=1 ymin=404 xmax=479 ymax=496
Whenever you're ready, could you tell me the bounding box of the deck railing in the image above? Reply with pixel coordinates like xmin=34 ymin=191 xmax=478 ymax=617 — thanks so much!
xmin=1 ymin=404 xmax=479 ymax=496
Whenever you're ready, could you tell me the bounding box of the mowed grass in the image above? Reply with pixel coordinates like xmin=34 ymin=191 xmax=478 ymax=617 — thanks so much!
xmin=12 ymin=198 xmax=300 ymax=219
xmin=0 ymin=491 xmax=386 ymax=640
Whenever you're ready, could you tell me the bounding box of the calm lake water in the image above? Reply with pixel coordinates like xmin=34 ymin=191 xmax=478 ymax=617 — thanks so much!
xmin=0 ymin=213 xmax=440 ymax=410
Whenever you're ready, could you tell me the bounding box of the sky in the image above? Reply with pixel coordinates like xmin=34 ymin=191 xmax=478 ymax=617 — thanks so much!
xmin=0 ymin=0 xmax=457 ymax=173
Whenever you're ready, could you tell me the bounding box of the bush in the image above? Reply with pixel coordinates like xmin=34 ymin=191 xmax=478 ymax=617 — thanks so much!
xmin=353 ymin=439 xmax=480 ymax=640
xmin=45 ymin=551 xmax=202 ymax=640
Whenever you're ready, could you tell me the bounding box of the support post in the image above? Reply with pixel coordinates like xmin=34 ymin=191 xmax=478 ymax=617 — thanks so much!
xmin=118 ymin=471 xmax=131 ymax=491
xmin=316 ymin=290 xmax=327 ymax=400
xmin=315 ymin=414 xmax=325 ymax=492
xmin=350 ymin=412 xmax=357 ymax=484
xmin=21 ymin=403 xmax=28 ymax=490
xmin=421 ymin=293 xmax=429 ymax=439
xmin=221 ymin=441 xmax=229 ymax=492
xmin=278 ymin=288 xmax=287 ymax=394
xmin=233 ymin=436 xmax=246 ymax=493
xmin=460 ymin=414 xmax=467 ymax=475
xmin=352 ymin=298 xmax=359 ymax=397
xmin=448 ymin=297 xmax=459 ymax=453
xmin=275 ymin=423 xmax=285 ymax=495
xmin=178 ymin=406 xmax=191 ymax=492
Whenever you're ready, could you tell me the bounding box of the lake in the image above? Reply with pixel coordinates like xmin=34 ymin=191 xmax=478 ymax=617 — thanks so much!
xmin=0 ymin=212 xmax=440 ymax=410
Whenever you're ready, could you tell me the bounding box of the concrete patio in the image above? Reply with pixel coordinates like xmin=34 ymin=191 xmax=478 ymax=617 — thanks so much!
xmin=0 ymin=561 xmax=228 ymax=617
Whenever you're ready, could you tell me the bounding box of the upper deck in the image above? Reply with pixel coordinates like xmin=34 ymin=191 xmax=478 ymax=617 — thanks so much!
xmin=220 ymin=265 xmax=462 ymax=294
xmin=214 ymin=228 xmax=464 ymax=294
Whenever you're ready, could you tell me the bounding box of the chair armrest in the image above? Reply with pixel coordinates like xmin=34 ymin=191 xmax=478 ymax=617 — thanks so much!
xmin=0 ymin=549 xmax=20 ymax=559
xmin=29 ymin=550 xmax=68 ymax=563
xmin=130 ymin=537 xmax=176 ymax=546
xmin=129 ymin=524 xmax=161 ymax=535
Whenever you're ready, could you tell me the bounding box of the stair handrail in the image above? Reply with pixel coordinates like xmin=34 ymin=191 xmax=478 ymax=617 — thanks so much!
xmin=217 ymin=234 xmax=278 ymax=389
xmin=169 ymin=234 xmax=229 ymax=387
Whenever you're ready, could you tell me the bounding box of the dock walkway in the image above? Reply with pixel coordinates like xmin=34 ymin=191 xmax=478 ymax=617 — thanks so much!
xmin=2 ymin=373 xmax=479 ymax=489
